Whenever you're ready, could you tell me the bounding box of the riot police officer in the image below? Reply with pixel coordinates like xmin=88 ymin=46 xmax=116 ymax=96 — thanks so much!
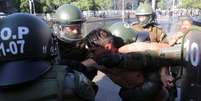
xmin=132 ymin=2 xmax=168 ymax=43
xmin=132 ymin=2 xmax=175 ymax=100
xmin=0 ymin=13 xmax=95 ymax=101
xmin=54 ymin=4 xmax=98 ymax=82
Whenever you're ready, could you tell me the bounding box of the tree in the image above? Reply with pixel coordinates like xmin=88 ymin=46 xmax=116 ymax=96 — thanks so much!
xmin=157 ymin=0 xmax=166 ymax=10
xmin=71 ymin=0 xmax=95 ymax=11
xmin=71 ymin=0 xmax=112 ymax=11
xmin=95 ymin=0 xmax=112 ymax=10
xmin=19 ymin=0 xmax=29 ymax=12
xmin=180 ymin=0 xmax=201 ymax=9
xmin=18 ymin=0 xmax=74 ymax=13
xmin=17 ymin=0 xmax=112 ymax=13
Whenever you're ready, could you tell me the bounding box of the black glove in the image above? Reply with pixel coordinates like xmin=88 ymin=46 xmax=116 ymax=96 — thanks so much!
xmin=96 ymin=53 xmax=124 ymax=68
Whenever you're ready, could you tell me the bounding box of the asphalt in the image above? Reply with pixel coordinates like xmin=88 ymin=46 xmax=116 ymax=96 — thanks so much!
xmin=93 ymin=71 xmax=122 ymax=101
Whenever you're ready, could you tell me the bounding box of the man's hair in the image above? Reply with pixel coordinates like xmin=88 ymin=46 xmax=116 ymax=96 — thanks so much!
xmin=85 ymin=28 xmax=113 ymax=48
xmin=85 ymin=28 xmax=124 ymax=49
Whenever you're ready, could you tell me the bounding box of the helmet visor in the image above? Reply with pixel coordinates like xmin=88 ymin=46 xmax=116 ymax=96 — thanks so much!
xmin=137 ymin=15 xmax=149 ymax=24
xmin=59 ymin=24 xmax=84 ymax=42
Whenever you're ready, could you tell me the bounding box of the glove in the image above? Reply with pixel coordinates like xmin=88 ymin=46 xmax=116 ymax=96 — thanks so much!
xmin=96 ymin=53 xmax=123 ymax=68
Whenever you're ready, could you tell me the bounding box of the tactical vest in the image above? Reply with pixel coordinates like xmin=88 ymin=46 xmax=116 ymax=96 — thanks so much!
xmin=0 ymin=65 xmax=93 ymax=101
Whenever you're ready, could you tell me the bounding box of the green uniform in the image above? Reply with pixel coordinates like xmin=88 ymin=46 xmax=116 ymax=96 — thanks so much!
xmin=0 ymin=65 xmax=95 ymax=101
xmin=54 ymin=4 xmax=98 ymax=82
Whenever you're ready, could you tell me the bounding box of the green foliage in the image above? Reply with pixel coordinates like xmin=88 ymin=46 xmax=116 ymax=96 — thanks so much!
xmin=95 ymin=0 xmax=112 ymax=10
xmin=71 ymin=0 xmax=112 ymax=11
xmin=179 ymin=0 xmax=201 ymax=9
xmin=18 ymin=0 xmax=73 ymax=13
xmin=19 ymin=0 xmax=29 ymax=12
xmin=157 ymin=0 xmax=166 ymax=10
xmin=17 ymin=0 xmax=111 ymax=13
xmin=71 ymin=0 xmax=94 ymax=11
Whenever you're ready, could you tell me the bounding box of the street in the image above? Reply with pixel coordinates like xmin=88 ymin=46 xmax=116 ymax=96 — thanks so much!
xmin=93 ymin=71 xmax=122 ymax=101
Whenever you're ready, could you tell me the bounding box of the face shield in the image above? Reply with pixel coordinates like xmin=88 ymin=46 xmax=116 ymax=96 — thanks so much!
xmin=136 ymin=15 xmax=151 ymax=26
xmin=53 ymin=23 xmax=85 ymax=43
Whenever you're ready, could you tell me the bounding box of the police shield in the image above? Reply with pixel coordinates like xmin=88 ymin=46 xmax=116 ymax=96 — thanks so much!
xmin=181 ymin=29 xmax=201 ymax=101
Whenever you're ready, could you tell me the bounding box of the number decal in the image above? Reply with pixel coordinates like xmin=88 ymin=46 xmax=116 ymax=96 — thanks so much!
xmin=190 ymin=42 xmax=200 ymax=67
xmin=0 ymin=26 xmax=29 ymax=56
xmin=0 ymin=43 xmax=6 ymax=56
xmin=1 ymin=27 xmax=12 ymax=40
xmin=9 ymin=41 xmax=18 ymax=55
xmin=17 ymin=40 xmax=25 ymax=53
xmin=184 ymin=39 xmax=200 ymax=67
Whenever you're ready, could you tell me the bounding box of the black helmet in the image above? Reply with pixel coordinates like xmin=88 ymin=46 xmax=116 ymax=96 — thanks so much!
xmin=0 ymin=13 xmax=52 ymax=86
xmin=54 ymin=4 xmax=86 ymax=43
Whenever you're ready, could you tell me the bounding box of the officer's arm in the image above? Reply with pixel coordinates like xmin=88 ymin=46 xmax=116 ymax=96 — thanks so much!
xmin=118 ymin=42 xmax=169 ymax=53
xmin=96 ymin=47 xmax=182 ymax=70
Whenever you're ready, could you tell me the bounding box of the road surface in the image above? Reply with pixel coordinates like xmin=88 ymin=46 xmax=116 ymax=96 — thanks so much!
xmin=93 ymin=71 xmax=122 ymax=101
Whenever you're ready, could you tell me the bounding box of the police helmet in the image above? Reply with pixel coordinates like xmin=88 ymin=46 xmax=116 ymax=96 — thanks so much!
xmin=108 ymin=22 xmax=137 ymax=43
xmin=55 ymin=4 xmax=86 ymax=43
xmin=135 ymin=3 xmax=155 ymax=27
xmin=0 ymin=13 xmax=52 ymax=86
